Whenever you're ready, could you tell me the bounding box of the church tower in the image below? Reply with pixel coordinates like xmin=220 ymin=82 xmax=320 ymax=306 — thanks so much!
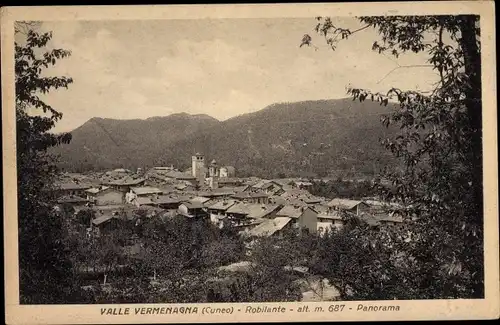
xmin=208 ymin=159 xmax=219 ymax=189
xmin=192 ymin=153 xmax=205 ymax=178
xmin=208 ymin=159 xmax=219 ymax=177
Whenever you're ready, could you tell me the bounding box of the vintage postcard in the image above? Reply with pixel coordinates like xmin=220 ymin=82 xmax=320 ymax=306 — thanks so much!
xmin=2 ymin=1 xmax=499 ymax=323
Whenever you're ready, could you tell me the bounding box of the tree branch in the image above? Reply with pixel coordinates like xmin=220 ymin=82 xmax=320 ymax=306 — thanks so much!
xmin=437 ymin=25 xmax=446 ymax=87
xmin=350 ymin=24 xmax=371 ymax=35
xmin=377 ymin=64 xmax=434 ymax=84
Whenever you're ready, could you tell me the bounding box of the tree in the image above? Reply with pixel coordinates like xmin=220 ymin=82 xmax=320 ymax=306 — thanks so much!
xmin=311 ymin=218 xmax=418 ymax=300
xmin=75 ymin=208 xmax=95 ymax=227
xmin=243 ymin=236 xmax=304 ymax=302
xmin=94 ymin=234 xmax=122 ymax=285
xmin=302 ymin=15 xmax=483 ymax=298
xmin=15 ymin=23 xmax=75 ymax=303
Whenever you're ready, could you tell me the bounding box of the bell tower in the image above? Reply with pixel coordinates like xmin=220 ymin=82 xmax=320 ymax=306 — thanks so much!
xmin=192 ymin=153 xmax=205 ymax=178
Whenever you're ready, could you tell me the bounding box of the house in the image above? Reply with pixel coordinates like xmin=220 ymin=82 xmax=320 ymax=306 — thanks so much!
xmin=102 ymin=176 xmax=146 ymax=193
xmin=316 ymin=213 xmax=345 ymax=234
xmin=219 ymin=166 xmax=236 ymax=178
xmin=56 ymin=195 xmax=90 ymax=209
xmin=250 ymin=180 xmax=277 ymax=192
xmin=164 ymin=170 xmax=197 ymax=181
xmin=275 ymin=204 xmax=313 ymax=231
xmin=326 ymin=198 xmax=370 ymax=216
xmin=206 ymin=199 xmax=238 ymax=226
xmin=276 ymin=205 xmax=304 ymax=219
xmin=196 ymin=189 xmax=236 ymax=199
xmin=132 ymin=196 xmax=155 ymax=208
xmin=271 ymin=178 xmax=296 ymax=191
xmin=292 ymin=181 xmax=314 ymax=190
xmin=130 ymin=186 xmax=163 ymax=197
xmin=270 ymin=190 xmax=323 ymax=208
xmin=259 ymin=181 xmax=286 ymax=195
xmin=225 ymin=203 xmax=281 ymax=227
xmin=296 ymin=207 xmax=319 ymax=234
xmin=379 ymin=214 xmax=404 ymax=227
xmin=364 ymin=200 xmax=404 ymax=214
xmin=178 ymin=200 xmax=208 ymax=218
xmin=207 ymin=199 xmax=238 ymax=215
xmin=53 ymin=181 xmax=92 ymax=197
xmin=152 ymin=194 xmax=190 ymax=210
xmin=218 ymin=177 xmax=245 ymax=187
xmin=92 ymin=214 xmax=122 ymax=235
xmin=231 ymin=191 xmax=269 ymax=204
xmin=126 ymin=186 xmax=163 ymax=204
xmin=368 ymin=211 xmax=404 ymax=227
xmin=85 ymin=186 xmax=124 ymax=206
xmin=244 ymin=217 xmax=293 ymax=238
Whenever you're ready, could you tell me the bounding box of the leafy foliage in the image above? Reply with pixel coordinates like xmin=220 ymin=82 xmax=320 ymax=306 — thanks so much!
xmin=303 ymin=15 xmax=483 ymax=298
xmin=15 ymin=24 xmax=77 ymax=304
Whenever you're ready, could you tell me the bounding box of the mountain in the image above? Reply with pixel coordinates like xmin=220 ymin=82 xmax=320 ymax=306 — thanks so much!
xmin=52 ymin=113 xmax=220 ymax=171
xmin=52 ymin=99 xmax=400 ymax=178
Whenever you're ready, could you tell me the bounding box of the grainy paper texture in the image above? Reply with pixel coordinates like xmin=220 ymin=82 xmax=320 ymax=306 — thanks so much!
xmin=2 ymin=1 xmax=499 ymax=323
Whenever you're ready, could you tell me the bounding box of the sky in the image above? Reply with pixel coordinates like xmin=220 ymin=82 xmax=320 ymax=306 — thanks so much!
xmin=25 ymin=18 xmax=438 ymax=133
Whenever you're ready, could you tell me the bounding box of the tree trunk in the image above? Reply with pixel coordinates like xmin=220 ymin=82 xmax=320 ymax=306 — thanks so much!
xmin=459 ymin=14 xmax=484 ymax=298
xmin=103 ymin=274 xmax=107 ymax=286
xmin=460 ymin=15 xmax=483 ymax=212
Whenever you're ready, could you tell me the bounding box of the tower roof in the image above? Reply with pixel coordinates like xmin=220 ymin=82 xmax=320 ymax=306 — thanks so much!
xmin=210 ymin=159 xmax=217 ymax=165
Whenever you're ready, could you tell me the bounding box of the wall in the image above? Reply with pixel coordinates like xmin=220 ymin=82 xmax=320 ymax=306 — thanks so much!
xmin=298 ymin=208 xmax=318 ymax=234
xmin=317 ymin=222 xmax=333 ymax=237
xmin=333 ymin=219 xmax=344 ymax=230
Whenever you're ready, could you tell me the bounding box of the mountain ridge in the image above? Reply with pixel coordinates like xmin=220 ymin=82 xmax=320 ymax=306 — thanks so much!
xmin=51 ymin=98 xmax=400 ymax=178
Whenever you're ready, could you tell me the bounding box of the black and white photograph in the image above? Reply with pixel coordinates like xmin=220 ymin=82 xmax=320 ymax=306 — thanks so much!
xmin=2 ymin=2 xmax=498 ymax=323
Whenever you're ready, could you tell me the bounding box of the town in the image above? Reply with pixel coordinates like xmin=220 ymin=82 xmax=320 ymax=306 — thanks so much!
xmin=55 ymin=153 xmax=403 ymax=238
xmin=53 ymin=152 xmax=405 ymax=302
